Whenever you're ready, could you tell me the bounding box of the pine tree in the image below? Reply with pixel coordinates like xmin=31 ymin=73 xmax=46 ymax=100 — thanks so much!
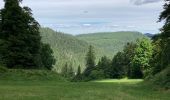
xmin=0 ymin=0 xmax=52 ymax=69
xmin=40 ymin=43 xmax=56 ymax=70
xmin=97 ymin=56 xmax=111 ymax=78
xmin=83 ymin=45 xmax=96 ymax=78
xmin=111 ymin=52 xmax=126 ymax=78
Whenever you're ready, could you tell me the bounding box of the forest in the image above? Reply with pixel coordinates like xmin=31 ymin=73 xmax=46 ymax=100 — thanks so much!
xmin=0 ymin=0 xmax=169 ymax=100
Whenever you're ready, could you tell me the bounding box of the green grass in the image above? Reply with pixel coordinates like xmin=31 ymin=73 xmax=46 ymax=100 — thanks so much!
xmin=0 ymin=78 xmax=169 ymax=100
xmin=0 ymin=69 xmax=66 ymax=82
xmin=93 ymin=79 xmax=143 ymax=83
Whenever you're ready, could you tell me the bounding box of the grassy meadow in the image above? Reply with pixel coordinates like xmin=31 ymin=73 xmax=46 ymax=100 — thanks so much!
xmin=0 ymin=71 xmax=169 ymax=100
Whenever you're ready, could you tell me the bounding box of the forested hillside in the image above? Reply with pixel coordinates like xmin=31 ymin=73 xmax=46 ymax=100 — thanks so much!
xmin=77 ymin=32 xmax=146 ymax=57
xmin=40 ymin=29 xmax=146 ymax=72
xmin=40 ymin=28 xmax=90 ymax=72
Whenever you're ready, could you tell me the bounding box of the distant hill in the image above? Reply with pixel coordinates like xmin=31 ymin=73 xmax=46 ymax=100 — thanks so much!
xmin=77 ymin=31 xmax=146 ymax=57
xmin=40 ymin=28 xmax=89 ymax=72
xmin=40 ymin=28 xmax=146 ymax=72
xmin=144 ymin=33 xmax=155 ymax=38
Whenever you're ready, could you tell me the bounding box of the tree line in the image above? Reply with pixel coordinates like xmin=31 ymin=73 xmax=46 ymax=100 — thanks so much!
xmin=71 ymin=38 xmax=152 ymax=81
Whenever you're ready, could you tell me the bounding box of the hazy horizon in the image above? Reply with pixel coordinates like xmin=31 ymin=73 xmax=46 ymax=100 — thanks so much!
xmin=0 ymin=0 xmax=164 ymax=35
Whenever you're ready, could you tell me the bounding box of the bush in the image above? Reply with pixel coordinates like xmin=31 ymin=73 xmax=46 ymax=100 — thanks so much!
xmin=151 ymin=66 xmax=170 ymax=89
xmin=89 ymin=70 xmax=105 ymax=80
xmin=0 ymin=66 xmax=8 ymax=73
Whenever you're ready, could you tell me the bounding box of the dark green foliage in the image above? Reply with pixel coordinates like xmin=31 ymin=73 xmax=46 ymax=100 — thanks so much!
xmin=111 ymin=52 xmax=126 ymax=78
xmin=0 ymin=0 xmax=42 ymax=68
xmin=0 ymin=65 xmax=7 ymax=73
xmin=147 ymin=0 xmax=170 ymax=88
xmin=83 ymin=45 xmax=96 ymax=78
xmin=150 ymin=37 xmax=163 ymax=75
xmin=84 ymin=56 xmax=111 ymax=80
xmin=89 ymin=70 xmax=105 ymax=80
xmin=97 ymin=56 xmax=111 ymax=78
xmin=40 ymin=43 xmax=56 ymax=70
xmin=123 ymin=42 xmax=137 ymax=77
xmin=129 ymin=65 xmax=143 ymax=79
xmin=157 ymin=0 xmax=170 ymax=69
xmin=151 ymin=66 xmax=170 ymax=89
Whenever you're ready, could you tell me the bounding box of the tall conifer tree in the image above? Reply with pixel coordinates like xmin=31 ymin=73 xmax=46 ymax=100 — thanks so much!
xmin=0 ymin=0 xmax=42 ymax=68
xmin=83 ymin=45 xmax=95 ymax=77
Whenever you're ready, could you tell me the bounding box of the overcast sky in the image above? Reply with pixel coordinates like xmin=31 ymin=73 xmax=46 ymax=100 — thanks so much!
xmin=0 ymin=0 xmax=164 ymax=34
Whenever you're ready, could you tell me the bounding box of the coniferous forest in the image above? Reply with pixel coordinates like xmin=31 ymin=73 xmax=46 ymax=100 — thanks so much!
xmin=0 ymin=0 xmax=169 ymax=100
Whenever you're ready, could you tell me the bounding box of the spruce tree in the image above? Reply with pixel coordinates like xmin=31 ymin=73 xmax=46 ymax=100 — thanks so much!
xmin=0 ymin=0 xmax=42 ymax=68
xmin=40 ymin=43 xmax=56 ymax=70
xmin=111 ymin=52 xmax=126 ymax=78
xmin=98 ymin=56 xmax=111 ymax=78
xmin=83 ymin=45 xmax=96 ymax=78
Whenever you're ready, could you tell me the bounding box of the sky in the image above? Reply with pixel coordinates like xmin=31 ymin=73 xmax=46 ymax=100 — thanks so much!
xmin=0 ymin=0 xmax=164 ymax=35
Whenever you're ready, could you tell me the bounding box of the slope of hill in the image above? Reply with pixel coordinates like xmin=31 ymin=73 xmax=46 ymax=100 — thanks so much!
xmin=40 ymin=28 xmax=90 ymax=72
xmin=40 ymin=28 xmax=146 ymax=72
xmin=0 ymin=67 xmax=66 ymax=82
xmin=77 ymin=31 xmax=146 ymax=57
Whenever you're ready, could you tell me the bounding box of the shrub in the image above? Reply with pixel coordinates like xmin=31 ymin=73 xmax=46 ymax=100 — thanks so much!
xmin=151 ymin=66 xmax=170 ymax=89
xmin=89 ymin=70 xmax=105 ymax=80
xmin=0 ymin=66 xmax=8 ymax=73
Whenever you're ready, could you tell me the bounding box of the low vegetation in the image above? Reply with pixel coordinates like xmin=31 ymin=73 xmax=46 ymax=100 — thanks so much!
xmin=0 ymin=78 xmax=169 ymax=100
xmin=0 ymin=68 xmax=66 ymax=82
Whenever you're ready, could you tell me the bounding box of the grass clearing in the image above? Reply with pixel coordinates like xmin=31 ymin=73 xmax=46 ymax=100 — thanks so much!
xmin=0 ymin=70 xmax=169 ymax=100
xmin=0 ymin=79 xmax=169 ymax=100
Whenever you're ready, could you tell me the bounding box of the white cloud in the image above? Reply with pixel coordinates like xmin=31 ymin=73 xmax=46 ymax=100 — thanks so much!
xmin=130 ymin=0 xmax=162 ymax=5
xmin=0 ymin=0 xmax=164 ymax=34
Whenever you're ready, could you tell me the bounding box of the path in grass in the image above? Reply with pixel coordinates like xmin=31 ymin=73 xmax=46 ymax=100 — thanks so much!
xmin=0 ymin=79 xmax=169 ymax=100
